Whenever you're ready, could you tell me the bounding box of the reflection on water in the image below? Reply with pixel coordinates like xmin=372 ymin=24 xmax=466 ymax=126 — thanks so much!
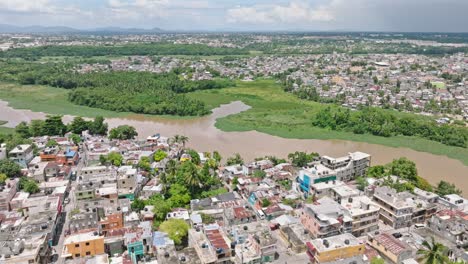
xmin=1 ymin=100 xmax=467 ymax=193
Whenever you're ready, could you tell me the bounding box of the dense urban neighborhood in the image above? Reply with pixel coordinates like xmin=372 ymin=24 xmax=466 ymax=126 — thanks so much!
xmin=0 ymin=114 xmax=465 ymax=264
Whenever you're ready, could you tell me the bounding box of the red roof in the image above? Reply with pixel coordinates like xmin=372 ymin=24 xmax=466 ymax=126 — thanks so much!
xmin=206 ymin=229 xmax=229 ymax=252
xmin=374 ymin=233 xmax=410 ymax=255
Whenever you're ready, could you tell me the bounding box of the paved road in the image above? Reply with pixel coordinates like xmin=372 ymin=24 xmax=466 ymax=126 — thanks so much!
xmin=53 ymin=144 xmax=86 ymax=264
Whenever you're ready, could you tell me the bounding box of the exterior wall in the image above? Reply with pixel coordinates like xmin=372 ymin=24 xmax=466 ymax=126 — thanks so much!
xmin=76 ymin=189 xmax=95 ymax=200
xmin=65 ymin=237 xmax=105 ymax=259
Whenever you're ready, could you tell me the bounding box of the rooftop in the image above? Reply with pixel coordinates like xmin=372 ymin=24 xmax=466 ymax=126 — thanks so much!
xmin=308 ymin=233 xmax=361 ymax=252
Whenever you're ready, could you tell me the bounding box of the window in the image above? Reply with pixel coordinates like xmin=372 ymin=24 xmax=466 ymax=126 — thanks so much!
xmin=75 ymin=254 xmax=80 ymax=258
xmin=86 ymin=251 xmax=91 ymax=256
xmin=75 ymin=244 xmax=80 ymax=248
xmin=85 ymin=242 xmax=90 ymax=246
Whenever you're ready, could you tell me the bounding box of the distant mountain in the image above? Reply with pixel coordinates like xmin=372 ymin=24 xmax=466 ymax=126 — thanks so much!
xmin=0 ymin=24 xmax=164 ymax=34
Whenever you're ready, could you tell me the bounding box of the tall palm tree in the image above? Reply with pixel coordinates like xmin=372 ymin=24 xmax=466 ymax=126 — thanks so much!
xmin=179 ymin=135 xmax=189 ymax=149
xmin=417 ymin=237 xmax=449 ymax=264
xmin=170 ymin=135 xmax=181 ymax=145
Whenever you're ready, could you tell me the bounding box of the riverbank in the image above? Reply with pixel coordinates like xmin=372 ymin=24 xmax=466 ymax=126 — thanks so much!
xmin=0 ymin=80 xmax=467 ymax=166
xmin=187 ymin=80 xmax=468 ymax=166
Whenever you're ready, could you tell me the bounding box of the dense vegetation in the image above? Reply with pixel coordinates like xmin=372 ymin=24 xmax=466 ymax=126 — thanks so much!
xmin=0 ymin=61 xmax=234 ymax=116
xmin=312 ymin=107 xmax=467 ymax=148
xmin=0 ymin=43 xmax=248 ymax=59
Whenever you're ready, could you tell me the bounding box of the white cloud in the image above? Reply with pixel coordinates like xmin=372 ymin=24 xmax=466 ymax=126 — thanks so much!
xmin=227 ymin=1 xmax=335 ymax=25
xmin=0 ymin=0 xmax=55 ymax=13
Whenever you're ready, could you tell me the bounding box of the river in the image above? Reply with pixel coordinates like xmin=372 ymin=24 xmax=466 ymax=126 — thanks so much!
xmin=1 ymin=100 xmax=467 ymax=193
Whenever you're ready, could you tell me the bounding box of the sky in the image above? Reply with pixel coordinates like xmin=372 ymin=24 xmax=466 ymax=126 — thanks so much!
xmin=0 ymin=0 xmax=467 ymax=32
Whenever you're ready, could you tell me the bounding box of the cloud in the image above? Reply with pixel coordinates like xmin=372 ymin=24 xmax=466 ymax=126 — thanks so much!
xmin=227 ymin=1 xmax=335 ymax=25
xmin=0 ymin=0 xmax=56 ymax=13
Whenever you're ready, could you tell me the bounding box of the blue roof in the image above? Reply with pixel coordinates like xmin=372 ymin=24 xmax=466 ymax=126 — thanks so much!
xmin=152 ymin=232 xmax=167 ymax=246
xmin=65 ymin=150 xmax=76 ymax=158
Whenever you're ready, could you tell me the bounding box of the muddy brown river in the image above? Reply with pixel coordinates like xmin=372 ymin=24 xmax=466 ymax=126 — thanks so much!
xmin=1 ymin=100 xmax=467 ymax=193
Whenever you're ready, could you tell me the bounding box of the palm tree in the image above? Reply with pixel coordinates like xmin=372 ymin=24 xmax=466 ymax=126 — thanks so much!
xmin=179 ymin=135 xmax=189 ymax=149
xmin=170 ymin=135 xmax=181 ymax=145
xmin=417 ymin=237 xmax=449 ymax=264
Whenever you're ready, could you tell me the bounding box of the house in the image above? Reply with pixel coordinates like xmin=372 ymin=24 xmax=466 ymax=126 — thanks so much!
xmin=278 ymin=226 xmax=306 ymax=253
xmin=427 ymin=210 xmax=468 ymax=247
xmin=300 ymin=197 xmax=353 ymax=238
xmin=0 ymin=179 xmax=18 ymax=211
xmin=367 ymin=233 xmax=414 ymax=264
xmin=306 ymin=233 xmax=365 ymax=264
xmin=62 ymin=232 xmax=105 ymax=259
xmin=9 ymin=144 xmax=34 ymax=168
xmin=439 ymin=194 xmax=468 ymax=211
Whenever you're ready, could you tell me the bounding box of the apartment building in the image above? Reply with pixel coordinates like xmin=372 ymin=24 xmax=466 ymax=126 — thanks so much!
xmin=300 ymin=197 xmax=353 ymax=239
xmin=306 ymin=233 xmax=365 ymax=264
xmin=117 ymin=166 xmax=138 ymax=200
xmin=298 ymin=152 xmax=370 ymax=195
xmin=373 ymin=186 xmax=437 ymax=229
xmin=340 ymin=196 xmax=380 ymax=237
xmin=320 ymin=152 xmax=371 ymax=181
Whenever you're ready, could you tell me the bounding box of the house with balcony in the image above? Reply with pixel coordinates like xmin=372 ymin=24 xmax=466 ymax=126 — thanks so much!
xmin=301 ymin=197 xmax=353 ymax=239
xmin=9 ymin=144 xmax=34 ymax=168
xmin=340 ymin=196 xmax=380 ymax=237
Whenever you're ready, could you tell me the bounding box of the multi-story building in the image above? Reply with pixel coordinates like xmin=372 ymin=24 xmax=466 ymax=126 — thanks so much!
xmin=320 ymin=152 xmax=371 ymax=181
xmin=300 ymin=197 xmax=353 ymax=238
xmin=9 ymin=144 xmax=34 ymax=167
xmin=62 ymin=232 xmax=105 ymax=259
xmin=306 ymin=233 xmax=365 ymax=264
xmin=117 ymin=166 xmax=138 ymax=200
xmin=0 ymin=179 xmax=18 ymax=211
xmin=373 ymin=186 xmax=437 ymax=229
xmin=427 ymin=210 xmax=468 ymax=248
xmin=298 ymin=152 xmax=370 ymax=195
xmin=189 ymin=224 xmax=233 ymax=264
xmin=340 ymin=196 xmax=380 ymax=237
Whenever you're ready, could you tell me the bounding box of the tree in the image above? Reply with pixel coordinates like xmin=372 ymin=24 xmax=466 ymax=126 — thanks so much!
xmin=153 ymin=149 xmax=168 ymax=162
xmin=389 ymin=157 xmax=418 ymax=182
xmin=371 ymin=258 xmax=385 ymax=264
xmin=107 ymin=152 xmax=123 ymax=166
xmin=109 ymin=125 xmax=138 ymax=140
xmin=0 ymin=173 xmax=7 ymax=184
xmin=0 ymin=159 xmax=21 ymax=178
xmin=356 ymin=176 xmax=368 ymax=191
xmin=69 ymin=116 xmax=90 ymax=134
xmin=167 ymin=184 xmax=191 ymax=208
xmin=253 ymin=169 xmax=266 ymax=178
xmin=15 ymin=122 xmax=31 ymax=138
xmin=171 ymin=134 xmax=189 ymax=148
xmin=226 ymin=153 xmax=243 ymax=166
xmin=178 ymin=161 xmax=202 ymax=193
xmin=417 ymin=237 xmax=449 ymax=264
xmin=23 ymin=179 xmax=40 ymax=194
xmin=42 ymin=115 xmax=66 ymax=136
xmin=435 ymin=181 xmax=462 ymax=196
xmin=367 ymin=165 xmax=387 ymax=178
xmin=138 ymin=157 xmax=152 ymax=172
xmin=261 ymin=198 xmax=271 ymax=207
xmin=69 ymin=134 xmax=82 ymax=145
xmin=148 ymin=195 xmax=172 ymax=227
xmin=89 ymin=116 xmax=108 ymax=135
xmin=99 ymin=155 xmax=107 ymax=165
xmin=131 ymin=198 xmax=145 ymax=211
xmin=29 ymin=120 xmax=45 ymax=137
xmin=186 ymin=149 xmax=200 ymax=165
xmin=159 ymin=219 xmax=189 ymax=245
xmin=46 ymin=139 xmax=58 ymax=147
xmin=212 ymin=151 xmax=222 ymax=163
xmin=287 ymin=151 xmax=318 ymax=167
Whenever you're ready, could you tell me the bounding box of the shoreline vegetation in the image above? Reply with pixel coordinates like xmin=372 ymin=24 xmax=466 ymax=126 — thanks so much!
xmin=0 ymin=80 xmax=467 ymax=166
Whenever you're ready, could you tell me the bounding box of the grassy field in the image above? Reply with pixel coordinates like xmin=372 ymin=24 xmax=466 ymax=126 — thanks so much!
xmin=188 ymin=79 xmax=468 ymax=165
xmin=0 ymin=82 xmax=130 ymax=118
